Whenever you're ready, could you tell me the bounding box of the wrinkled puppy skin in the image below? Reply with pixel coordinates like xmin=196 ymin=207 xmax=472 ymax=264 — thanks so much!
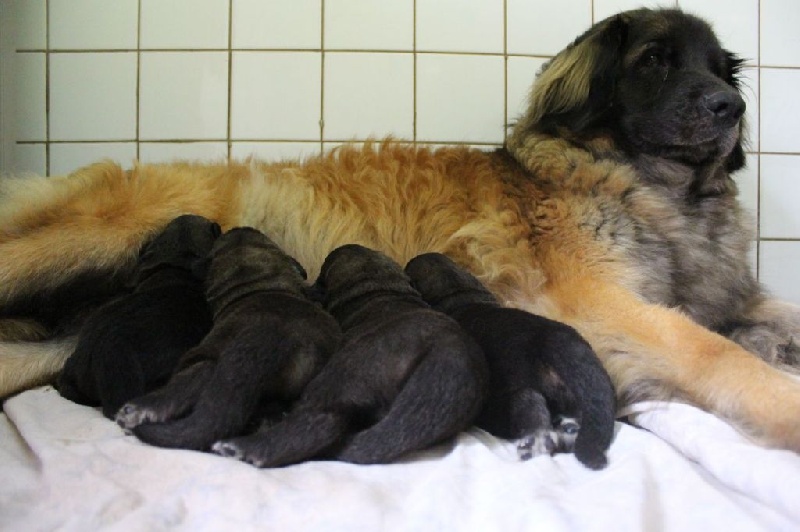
xmin=406 ymin=252 xmax=616 ymax=470
xmin=57 ymin=214 xmax=220 ymax=418
xmin=116 ymin=227 xmax=341 ymax=451
xmin=213 ymin=244 xmax=488 ymax=468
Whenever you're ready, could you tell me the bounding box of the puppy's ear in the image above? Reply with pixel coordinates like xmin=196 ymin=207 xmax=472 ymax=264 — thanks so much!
xmin=724 ymin=50 xmax=747 ymax=173
xmin=519 ymin=14 xmax=628 ymax=135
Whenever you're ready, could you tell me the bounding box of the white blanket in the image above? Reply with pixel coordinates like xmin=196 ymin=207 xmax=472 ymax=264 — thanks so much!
xmin=1 ymin=387 xmax=798 ymax=531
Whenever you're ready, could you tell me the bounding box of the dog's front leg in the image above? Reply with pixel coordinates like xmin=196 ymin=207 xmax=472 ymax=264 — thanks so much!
xmin=520 ymin=277 xmax=800 ymax=453
xmin=722 ymin=298 xmax=800 ymax=369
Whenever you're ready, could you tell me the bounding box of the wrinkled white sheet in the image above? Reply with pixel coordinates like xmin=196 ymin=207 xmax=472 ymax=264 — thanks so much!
xmin=0 ymin=387 xmax=797 ymax=531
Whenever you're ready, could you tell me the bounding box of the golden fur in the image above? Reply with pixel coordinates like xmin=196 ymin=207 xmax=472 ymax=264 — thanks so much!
xmin=1 ymin=9 xmax=800 ymax=452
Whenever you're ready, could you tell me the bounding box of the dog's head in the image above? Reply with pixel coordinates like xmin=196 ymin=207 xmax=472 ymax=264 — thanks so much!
xmin=315 ymin=244 xmax=418 ymax=312
xmin=405 ymin=253 xmax=497 ymax=313
xmin=515 ymin=8 xmax=747 ymax=172
xmin=204 ymin=227 xmax=308 ymax=310
xmin=135 ymin=214 xmax=222 ymax=284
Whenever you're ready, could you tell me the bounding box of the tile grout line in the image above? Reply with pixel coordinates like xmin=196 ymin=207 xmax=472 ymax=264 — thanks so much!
xmin=44 ymin=0 xmax=50 ymax=175
xmin=226 ymin=0 xmax=233 ymax=161
xmin=413 ymin=0 xmax=417 ymax=143
xmin=135 ymin=0 xmax=141 ymax=162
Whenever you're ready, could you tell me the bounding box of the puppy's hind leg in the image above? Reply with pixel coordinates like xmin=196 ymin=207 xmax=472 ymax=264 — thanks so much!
xmin=115 ymin=360 xmax=213 ymax=430
xmin=213 ymin=410 xmax=349 ymax=468
xmin=335 ymin=344 xmax=486 ymax=465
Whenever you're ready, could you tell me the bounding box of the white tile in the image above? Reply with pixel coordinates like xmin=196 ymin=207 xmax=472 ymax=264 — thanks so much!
xmin=231 ymin=142 xmax=321 ymax=162
xmin=416 ymin=0 xmax=504 ymax=54
xmin=507 ymin=0 xmax=591 ymax=56
xmin=141 ymin=0 xmax=229 ymax=49
xmin=760 ymin=68 xmax=800 ymax=153
xmin=232 ymin=0 xmax=321 ymax=50
xmin=594 ymin=0 xmax=676 ymax=22
xmin=230 ymin=52 xmax=321 ymax=140
xmin=759 ymin=154 xmax=800 ymax=239
xmin=323 ymin=53 xmax=413 ymax=140
xmin=50 ymin=142 xmax=137 ymax=176
xmin=416 ymin=54 xmax=505 ymax=143
xmin=139 ymin=52 xmax=229 ymax=140
xmin=50 ymin=53 xmax=137 ymax=141
xmin=678 ymin=0 xmax=758 ymax=64
xmin=10 ymin=143 xmax=46 ymax=175
xmin=139 ymin=142 xmax=229 ymax=164
xmin=738 ymin=66 xmax=758 ymax=152
xmin=759 ymin=241 xmax=800 ymax=305
xmin=13 ymin=53 xmax=46 ymax=141
xmin=507 ymin=56 xmax=548 ymax=126
xmin=49 ymin=0 xmax=138 ymax=50
xmin=761 ymin=0 xmax=800 ymax=67
xmin=8 ymin=0 xmax=46 ymax=49
xmin=324 ymin=0 xmax=413 ymax=50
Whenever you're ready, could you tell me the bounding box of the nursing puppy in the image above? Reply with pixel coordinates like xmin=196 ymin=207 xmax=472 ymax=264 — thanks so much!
xmin=406 ymin=253 xmax=616 ymax=469
xmin=116 ymin=227 xmax=341 ymax=451
xmin=57 ymin=214 xmax=219 ymax=418
xmin=212 ymin=244 xmax=487 ymax=467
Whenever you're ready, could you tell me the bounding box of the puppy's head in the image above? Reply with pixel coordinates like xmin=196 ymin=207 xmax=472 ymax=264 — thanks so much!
xmin=405 ymin=253 xmax=497 ymax=312
xmin=205 ymin=227 xmax=307 ymax=307
xmin=514 ymin=8 xmax=747 ymax=173
xmin=135 ymin=214 xmax=222 ymax=284
xmin=315 ymin=244 xmax=417 ymax=309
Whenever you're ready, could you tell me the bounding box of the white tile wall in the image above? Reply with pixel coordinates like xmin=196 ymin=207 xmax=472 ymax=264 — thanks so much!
xmin=3 ymin=0 xmax=800 ymax=303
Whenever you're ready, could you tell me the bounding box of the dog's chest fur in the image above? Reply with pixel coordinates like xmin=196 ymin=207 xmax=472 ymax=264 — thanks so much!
xmin=503 ymin=136 xmax=759 ymax=329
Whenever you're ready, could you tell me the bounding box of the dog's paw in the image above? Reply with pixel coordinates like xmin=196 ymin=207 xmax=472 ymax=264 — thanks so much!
xmin=115 ymin=403 xmax=158 ymax=431
xmin=516 ymin=429 xmax=557 ymax=460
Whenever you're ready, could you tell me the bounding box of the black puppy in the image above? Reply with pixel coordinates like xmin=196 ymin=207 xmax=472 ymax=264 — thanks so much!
xmin=115 ymin=227 xmax=341 ymax=451
xmin=57 ymin=214 xmax=220 ymax=419
xmin=212 ymin=244 xmax=487 ymax=467
xmin=405 ymin=253 xmax=616 ymax=469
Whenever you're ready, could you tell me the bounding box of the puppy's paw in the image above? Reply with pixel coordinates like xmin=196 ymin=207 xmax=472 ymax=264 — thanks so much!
xmin=212 ymin=440 xmax=265 ymax=468
xmin=516 ymin=429 xmax=557 ymax=460
xmin=115 ymin=403 xmax=159 ymax=431
xmin=212 ymin=441 xmax=244 ymax=460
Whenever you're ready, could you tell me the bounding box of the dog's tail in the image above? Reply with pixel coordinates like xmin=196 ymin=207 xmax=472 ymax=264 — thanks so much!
xmin=213 ymin=409 xmax=350 ymax=468
xmin=335 ymin=337 xmax=486 ymax=465
xmin=537 ymin=323 xmax=617 ymax=470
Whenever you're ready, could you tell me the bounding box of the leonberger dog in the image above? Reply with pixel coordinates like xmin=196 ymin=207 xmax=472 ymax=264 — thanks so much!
xmin=2 ymin=8 xmax=800 ymax=452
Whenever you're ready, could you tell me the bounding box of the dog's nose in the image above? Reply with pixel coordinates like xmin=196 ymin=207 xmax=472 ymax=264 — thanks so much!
xmin=703 ymin=91 xmax=745 ymax=124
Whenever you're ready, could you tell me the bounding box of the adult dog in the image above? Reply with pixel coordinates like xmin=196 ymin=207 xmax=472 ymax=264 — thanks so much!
xmin=1 ymin=8 xmax=800 ymax=451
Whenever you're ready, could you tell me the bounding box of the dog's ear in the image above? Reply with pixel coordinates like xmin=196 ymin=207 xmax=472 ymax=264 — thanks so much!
xmin=724 ymin=50 xmax=747 ymax=173
xmin=519 ymin=14 xmax=629 ymax=135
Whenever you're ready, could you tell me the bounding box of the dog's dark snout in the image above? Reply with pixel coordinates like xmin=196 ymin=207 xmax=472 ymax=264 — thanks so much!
xmin=703 ymin=91 xmax=745 ymax=124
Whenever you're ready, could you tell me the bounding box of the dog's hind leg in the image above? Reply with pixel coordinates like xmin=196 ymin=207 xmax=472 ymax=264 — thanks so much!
xmin=0 ymin=163 xmax=243 ymax=396
xmin=212 ymin=410 xmax=349 ymax=468
xmin=335 ymin=346 xmax=485 ymax=465
xmin=0 ymin=336 xmax=77 ymax=398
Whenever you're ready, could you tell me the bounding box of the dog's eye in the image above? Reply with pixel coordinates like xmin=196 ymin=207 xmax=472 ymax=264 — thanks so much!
xmin=641 ymin=50 xmax=664 ymax=67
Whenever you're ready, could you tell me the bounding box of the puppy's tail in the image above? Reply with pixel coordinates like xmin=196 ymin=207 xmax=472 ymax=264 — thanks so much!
xmin=0 ymin=336 xmax=77 ymax=397
xmin=540 ymin=325 xmax=616 ymax=470
xmin=336 ymin=338 xmax=486 ymax=464
xmin=213 ymin=410 xmax=350 ymax=468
